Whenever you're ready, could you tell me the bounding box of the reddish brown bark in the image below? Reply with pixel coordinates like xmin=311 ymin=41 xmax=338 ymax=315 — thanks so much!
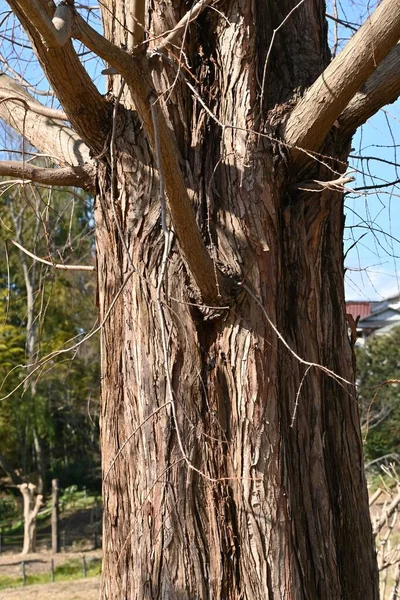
xmin=94 ymin=3 xmax=378 ymax=598
xmin=4 ymin=0 xmax=392 ymax=598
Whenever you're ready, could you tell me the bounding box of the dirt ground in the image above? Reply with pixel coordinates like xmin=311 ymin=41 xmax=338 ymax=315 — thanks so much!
xmin=0 ymin=576 xmax=100 ymax=600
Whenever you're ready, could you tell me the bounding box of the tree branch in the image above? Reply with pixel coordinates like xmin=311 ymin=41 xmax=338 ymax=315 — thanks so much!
xmin=129 ymin=0 xmax=145 ymax=48
xmin=284 ymin=0 xmax=400 ymax=166
xmin=73 ymin=12 xmax=228 ymax=305
xmin=7 ymin=0 xmax=110 ymax=154
xmin=0 ymin=73 xmax=90 ymax=166
xmin=373 ymin=490 xmax=400 ymax=536
xmin=8 ymin=0 xmax=72 ymax=48
xmin=6 ymin=1 xmax=227 ymax=303
xmin=153 ymin=0 xmax=213 ymax=53
xmin=0 ymin=160 xmax=95 ymax=191
xmin=11 ymin=240 xmax=95 ymax=272
xmin=0 ymin=88 xmax=68 ymax=121
xmin=339 ymin=42 xmax=400 ymax=138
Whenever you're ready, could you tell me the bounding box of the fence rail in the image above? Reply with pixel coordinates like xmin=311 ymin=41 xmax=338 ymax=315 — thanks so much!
xmin=0 ymin=554 xmax=100 ymax=587
xmin=0 ymin=530 xmax=101 ymax=555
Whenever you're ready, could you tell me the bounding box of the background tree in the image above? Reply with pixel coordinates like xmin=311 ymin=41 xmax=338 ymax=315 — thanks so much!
xmin=357 ymin=327 xmax=400 ymax=467
xmin=0 ymin=0 xmax=399 ymax=598
xmin=0 ymin=183 xmax=99 ymax=490
xmin=0 ymin=180 xmax=99 ymax=553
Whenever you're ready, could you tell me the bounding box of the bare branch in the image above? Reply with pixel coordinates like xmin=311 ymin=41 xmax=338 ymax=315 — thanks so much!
xmin=52 ymin=2 xmax=73 ymax=46
xmin=154 ymin=0 xmax=213 ymax=53
xmin=294 ymin=174 xmax=355 ymax=191
xmin=0 ymin=73 xmax=90 ymax=166
xmin=8 ymin=0 xmax=226 ymax=302
xmin=73 ymin=13 xmax=228 ymax=304
xmin=284 ymin=0 xmax=400 ymax=166
xmin=325 ymin=12 xmax=357 ymax=33
xmin=7 ymin=0 xmax=110 ymax=154
xmin=374 ymin=490 xmax=400 ymax=537
xmin=0 ymin=160 xmax=95 ymax=191
xmin=340 ymin=42 xmax=400 ymax=137
xmin=0 ymin=89 xmax=68 ymax=121
xmin=129 ymin=0 xmax=145 ymax=48
xmin=11 ymin=240 xmax=95 ymax=272
xmin=8 ymin=0 xmax=73 ymax=48
xmin=369 ymin=488 xmax=383 ymax=507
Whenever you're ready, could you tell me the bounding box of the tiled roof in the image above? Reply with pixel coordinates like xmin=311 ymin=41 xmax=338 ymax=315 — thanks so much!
xmin=346 ymin=302 xmax=373 ymax=320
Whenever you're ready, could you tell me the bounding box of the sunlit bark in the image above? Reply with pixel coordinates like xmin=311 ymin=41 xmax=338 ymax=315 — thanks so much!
xmin=3 ymin=0 xmax=400 ymax=597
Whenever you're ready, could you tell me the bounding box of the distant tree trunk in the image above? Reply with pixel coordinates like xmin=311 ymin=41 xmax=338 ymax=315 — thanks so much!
xmin=51 ymin=479 xmax=60 ymax=554
xmin=32 ymin=429 xmax=46 ymax=495
xmin=9 ymin=202 xmax=46 ymax=494
xmin=19 ymin=483 xmax=42 ymax=555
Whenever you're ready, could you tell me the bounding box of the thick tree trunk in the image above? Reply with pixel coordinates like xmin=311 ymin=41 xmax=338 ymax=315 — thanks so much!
xmin=94 ymin=1 xmax=378 ymax=598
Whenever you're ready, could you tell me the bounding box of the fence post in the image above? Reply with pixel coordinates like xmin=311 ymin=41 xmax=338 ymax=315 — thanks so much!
xmin=21 ymin=560 xmax=26 ymax=586
xmin=0 ymin=530 xmax=2 ymax=556
xmin=51 ymin=479 xmax=60 ymax=553
xmin=50 ymin=558 xmax=55 ymax=582
xmin=61 ymin=529 xmax=66 ymax=552
xmin=82 ymin=554 xmax=87 ymax=578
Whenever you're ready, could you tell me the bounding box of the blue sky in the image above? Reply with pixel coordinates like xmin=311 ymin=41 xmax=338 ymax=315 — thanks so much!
xmin=344 ymin=110 xmax=400 ymax=301
xmin=332 ymin=0 xmax=400 ymax=301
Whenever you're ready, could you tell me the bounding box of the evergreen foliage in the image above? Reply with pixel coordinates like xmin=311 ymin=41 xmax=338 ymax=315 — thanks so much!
xmin=0 ymin=183 xmax=100 ymax=492
xmin=356 ymin=327 xmax=400 ymax=464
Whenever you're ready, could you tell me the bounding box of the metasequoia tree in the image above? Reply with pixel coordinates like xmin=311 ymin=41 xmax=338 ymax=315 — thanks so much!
xmin=1 ymin=0 xmax=400 ymax=598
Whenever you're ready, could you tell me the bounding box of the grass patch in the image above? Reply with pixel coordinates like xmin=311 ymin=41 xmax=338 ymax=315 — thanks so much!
xmin=0 ymin=557 xmax=101 ymax=590
xmin=0 ymin=574 xmax=19 ymax=589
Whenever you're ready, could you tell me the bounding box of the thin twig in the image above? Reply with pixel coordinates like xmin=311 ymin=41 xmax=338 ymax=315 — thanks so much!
xmin=0 ymin=269 xmax=135 ymax=403
xmin=259 ymin=0 xmax=307 ymax=116
xmin=240 ymin=281 xmax=353 ymax=387
xmin=104 ymin=402 xmax=171 ymax=480
xmin=290 ymin=365 xmax=313 ymax=427
xmin=11 ymin=239 xmax=95 ymax=271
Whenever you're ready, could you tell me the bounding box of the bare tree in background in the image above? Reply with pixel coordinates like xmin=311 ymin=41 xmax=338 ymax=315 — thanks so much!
xmin=0 ymin=0 xmax=400 ymax=598
xmin=0 ymin=454 xmax=42 ymax=554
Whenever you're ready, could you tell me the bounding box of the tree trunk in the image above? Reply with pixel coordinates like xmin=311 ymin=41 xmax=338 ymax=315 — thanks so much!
xmin=3 ymin=0 xmax=391 ymax=597
xmin=19 ymin=483 xmax=42 ymax=555
xmin=96 ymin=3 xmax=378 ymax=599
